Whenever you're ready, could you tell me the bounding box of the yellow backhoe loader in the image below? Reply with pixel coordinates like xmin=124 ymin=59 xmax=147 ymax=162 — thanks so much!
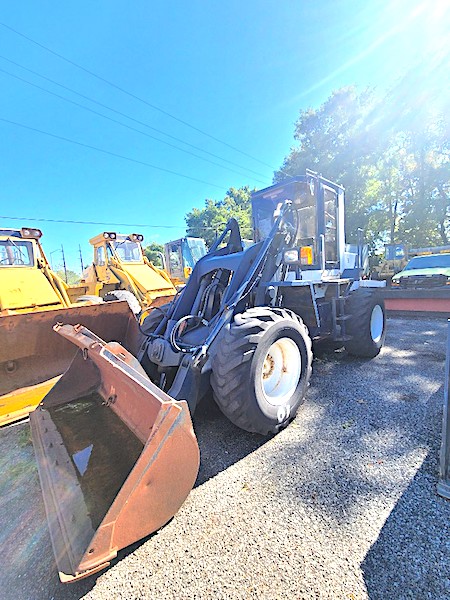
xmin=0 ymin=226 xmax=87 ymax=316
xmin=77 ymin=232 xmax=177 ymax=312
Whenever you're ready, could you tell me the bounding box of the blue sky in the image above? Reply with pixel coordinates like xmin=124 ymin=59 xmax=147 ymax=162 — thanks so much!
xmin=0 ymin=0 xmax=447 ymax=272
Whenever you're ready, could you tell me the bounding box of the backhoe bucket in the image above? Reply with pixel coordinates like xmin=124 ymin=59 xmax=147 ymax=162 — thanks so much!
xmin=0 ymin=301 xmax=137 ymax=426
xmin=30 ymin=324 xmax=200 ymax=583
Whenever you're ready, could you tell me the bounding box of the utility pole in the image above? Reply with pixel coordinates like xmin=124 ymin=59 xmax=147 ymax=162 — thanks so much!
xmin=78 ymin=244 xmax=85 ymax=273
xmin=61 ymin=244 xmax=68 ymax=283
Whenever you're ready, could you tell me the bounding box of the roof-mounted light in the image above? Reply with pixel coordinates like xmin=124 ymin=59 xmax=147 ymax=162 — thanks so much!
xmin=131 ymin=233 xmax=144 ymax=242
xmin=21 ymin=227 xmax=42 ymax=239
xmin=103 ymin=232 xmax=117 ymax=240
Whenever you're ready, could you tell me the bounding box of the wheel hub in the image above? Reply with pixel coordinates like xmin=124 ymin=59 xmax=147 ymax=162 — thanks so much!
xmin=370 ymin=304 xmax=384 ymax=343
xmin=260 ymin=337 xmax=302 ymax=406
xmin=263 ymin=355 xmax=275 ymax=379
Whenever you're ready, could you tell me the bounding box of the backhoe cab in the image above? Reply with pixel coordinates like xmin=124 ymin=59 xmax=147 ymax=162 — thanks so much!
xmin=79 ymin=232 xmax=176 ymax=311
xmin=31 ymin=171 xmax=387 ymax=582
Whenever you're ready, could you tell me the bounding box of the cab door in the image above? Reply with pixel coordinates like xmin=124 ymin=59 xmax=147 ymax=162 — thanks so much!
xmin=167 ymin=242 xmax=184 ymax=281
xmin=94 ymin=243 xmax=109 ymax=282
xmin=322 ymin=185 xmax=339 ymax=269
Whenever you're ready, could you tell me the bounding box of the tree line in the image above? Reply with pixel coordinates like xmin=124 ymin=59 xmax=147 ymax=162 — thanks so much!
xmin=179 ymin=60 xmax=449 ymax=254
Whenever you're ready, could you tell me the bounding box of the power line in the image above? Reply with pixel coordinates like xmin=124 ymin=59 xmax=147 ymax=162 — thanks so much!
xmin=0 ymin=20 xmax=280 ymax=172
xmin=0 ymin=117 xmax=227 ymax=190
xmin=0 ymin=214 xmax=223 ymax=231
xmin=0 ymin=54 xmax=268 ymax=181
xmin=0 ymin=214 xmax=182 ymax=228
xmin=0 ymin=64 xmax=266 ymax=185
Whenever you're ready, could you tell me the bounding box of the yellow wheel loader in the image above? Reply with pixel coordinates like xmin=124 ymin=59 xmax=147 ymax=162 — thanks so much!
xmin=0 ymin=228 xmax=175 ymax=427
xmin=29 ymin=172 xmax=387 ymax=583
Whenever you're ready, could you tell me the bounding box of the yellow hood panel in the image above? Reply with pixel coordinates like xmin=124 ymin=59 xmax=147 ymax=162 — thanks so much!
xmin=119 ymin=263 xmax=175 ymax=294
xmin=0 ymin=268 xmax=64 ymax=311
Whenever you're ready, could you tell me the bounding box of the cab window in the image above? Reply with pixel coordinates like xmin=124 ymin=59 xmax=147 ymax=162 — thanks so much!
xmin=169 ymin=245 xmax=182 ymax=272
xmin=0 ymin=240 xmax=34 ymax=266
xmin=113 ymin=241 xmax=142 ymax=262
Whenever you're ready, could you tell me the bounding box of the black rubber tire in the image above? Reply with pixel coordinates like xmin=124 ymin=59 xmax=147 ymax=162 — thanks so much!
xmin=210 ymin=307 xmax=313 ymax=435
xmin=103 ymin=290 xmax=141 ymax=315
xmin=344 ymin=289 xmax=386 ymax=358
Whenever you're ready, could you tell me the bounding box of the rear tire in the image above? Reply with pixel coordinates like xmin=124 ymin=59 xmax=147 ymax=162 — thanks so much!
xmin=210 ymin=307 xmax=313 ymax=435
xmin=103 ymin=290 xmax=141 ymax=315
xmin=344 ymin=289 xmax=386 ymax=358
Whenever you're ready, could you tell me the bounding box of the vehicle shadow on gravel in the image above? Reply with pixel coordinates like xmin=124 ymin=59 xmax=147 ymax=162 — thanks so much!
xmin=361 ymin=450 xmax=450 ymax=600
xmin=361 ymin=384 xmax=450 ymax=600
xmin=192 ymin=395 xmax=268 ymax=487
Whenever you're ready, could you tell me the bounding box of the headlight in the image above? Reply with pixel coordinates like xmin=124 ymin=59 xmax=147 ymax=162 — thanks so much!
xmin=283 ymin=249 xmax=300 ymax=264
xmin=21 ymin=227 xmax=42 ymax=238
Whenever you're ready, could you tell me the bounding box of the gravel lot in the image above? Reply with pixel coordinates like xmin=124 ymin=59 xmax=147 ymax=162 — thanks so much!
xmin=1 ymin=316 xmax=449 ymax=600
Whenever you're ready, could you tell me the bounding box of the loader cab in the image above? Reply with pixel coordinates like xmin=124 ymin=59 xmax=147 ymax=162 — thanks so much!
xmin=0 ymin=228 xmax=42 ymax=268
xmin=251 ymin=173 xmax=345 ymax=278
xmin=90 ymin=232 xmax=145 ymax=284
xmin=112 ymin=234 xmax=145 ymax=263
xmin=164 ymin=237 xmax=207 ymax=283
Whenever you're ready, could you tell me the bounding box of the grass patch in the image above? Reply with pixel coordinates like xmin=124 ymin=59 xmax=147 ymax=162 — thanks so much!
xmin=17 ymin=426 xmax=32 ymax=448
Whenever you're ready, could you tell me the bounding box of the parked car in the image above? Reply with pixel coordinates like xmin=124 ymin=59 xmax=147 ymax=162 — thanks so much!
xmin=391 ymin=253 xmax=450 ymax=288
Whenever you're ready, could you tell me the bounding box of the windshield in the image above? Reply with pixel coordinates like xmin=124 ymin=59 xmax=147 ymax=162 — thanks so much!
xmin=405 ymin=254 xmax=450 ymax=270
xmin=186 ymin=238 xmax=207 ymax=264
xmin=0 ymin=239 xmax=34 ymax=266
xmin=112 ymin=240 xmax=143 ymax=262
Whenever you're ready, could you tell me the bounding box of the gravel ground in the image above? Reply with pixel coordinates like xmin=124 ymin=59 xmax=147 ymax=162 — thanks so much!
xmin=1 ymin=316 xmax=449 ymax=600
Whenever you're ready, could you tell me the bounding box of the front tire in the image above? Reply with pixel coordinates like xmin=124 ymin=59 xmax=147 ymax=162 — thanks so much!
xmin=210 ymin=307 xmax=313 ymax=435
xmin=344 ymin=289 xmax=386 ymax=358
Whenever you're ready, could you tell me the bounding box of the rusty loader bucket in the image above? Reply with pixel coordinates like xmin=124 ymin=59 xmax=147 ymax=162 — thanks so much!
xmin=0 ymin=301 xmax=137 ymax=426
xmin=30 ymin=324 xmax=200 ymax=582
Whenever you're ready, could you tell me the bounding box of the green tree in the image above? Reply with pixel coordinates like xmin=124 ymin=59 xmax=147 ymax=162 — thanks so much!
xmin=143 ymin=242 xmax=164 ymax=266
xmin=56 ymin=269 xmax=81 ymax=285
xmin=275 ymin=80 xmax=449 ymax=249
xmin=274 ymin=86 xmax=381 ymax=243
xmin=185 ymin=186 xmax=254 ymax=246
xmin=375 ymin=58 xmax=450 ymax=246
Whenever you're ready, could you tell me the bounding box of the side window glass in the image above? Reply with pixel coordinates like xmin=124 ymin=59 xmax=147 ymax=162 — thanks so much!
xmin=324 ymin=188 xmax=337 ymax=265
xmin=96 ymin=246 xmax=105 ymax=266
